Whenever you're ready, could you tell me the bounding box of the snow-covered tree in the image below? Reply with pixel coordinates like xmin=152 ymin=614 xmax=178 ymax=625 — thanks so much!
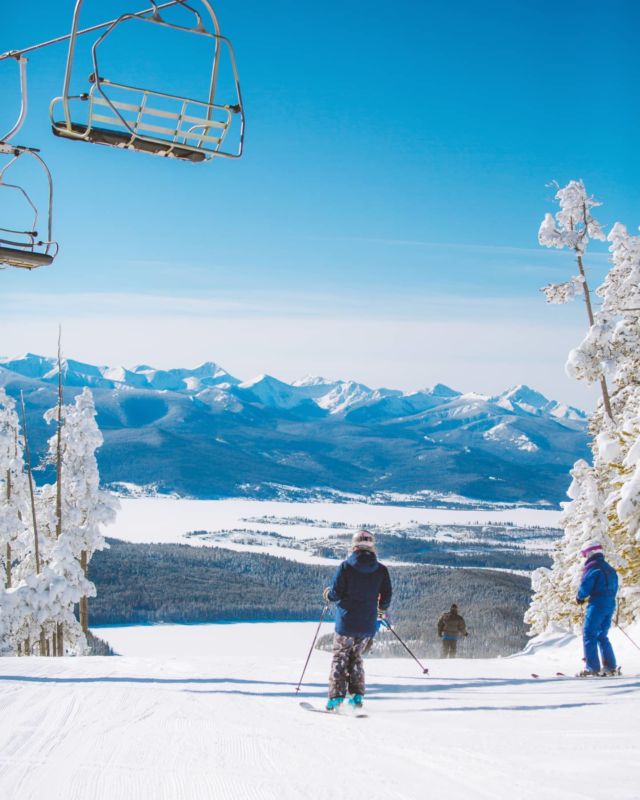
xmin=1 ymin=374 xmax=117 ymax=656
xmin=528 ymin=183 xmax=640 ymax=633
xmin=37 ymin=386 xmax=118 ymax=653
xmin=538 ymin=179 xmax=613 ymax=420
xmin=0 ymin=389 xmax=30 ymax=589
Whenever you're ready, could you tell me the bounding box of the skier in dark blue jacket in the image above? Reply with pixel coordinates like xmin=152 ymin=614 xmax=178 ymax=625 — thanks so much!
xmin=322 ymin=529 xmax=392 ymax=711
xmin=576 ymin=542 xmax=619 ymax=676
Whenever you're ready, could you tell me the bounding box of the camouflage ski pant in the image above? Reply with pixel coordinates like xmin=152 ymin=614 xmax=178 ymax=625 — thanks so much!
xmin=441 ymin=638 xmax=457 ymax=658
xmin=328 ymin=634 xmax=369 ymax=699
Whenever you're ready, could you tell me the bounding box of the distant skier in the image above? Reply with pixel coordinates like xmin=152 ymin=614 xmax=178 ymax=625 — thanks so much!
xmin=437 ymin=604 xmax=467 ymax=658
xmin=322 ymin=529 xmax=392 ymax=711
xmin=576 ymin=542 xmax=619 ymax=677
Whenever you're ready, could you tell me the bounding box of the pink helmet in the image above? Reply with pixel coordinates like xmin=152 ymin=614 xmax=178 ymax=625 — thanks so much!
xmin=580 ymin=542 xmax=603 ymax=558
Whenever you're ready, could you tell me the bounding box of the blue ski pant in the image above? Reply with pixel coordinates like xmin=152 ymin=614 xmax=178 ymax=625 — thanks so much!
xmin=583 ymin=603 xmax=616 ymax=672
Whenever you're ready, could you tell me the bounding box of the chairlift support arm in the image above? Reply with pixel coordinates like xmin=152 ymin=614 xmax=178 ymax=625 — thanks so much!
xmin=0 ymin=1 xmax=216 ymax=62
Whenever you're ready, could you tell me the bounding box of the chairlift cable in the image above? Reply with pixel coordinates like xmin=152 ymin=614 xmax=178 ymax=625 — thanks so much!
xmin=0 ymin=0 xmax=189 ymax=62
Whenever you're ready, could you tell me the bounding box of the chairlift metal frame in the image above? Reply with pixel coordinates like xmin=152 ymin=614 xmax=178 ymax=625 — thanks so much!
xmin=0 ymin=0 xmax=244 ymax=268
xmin=49 ymin=0 xmax=244 ymax=162
xmin=0 ymin=57 xmax=58 ymax=270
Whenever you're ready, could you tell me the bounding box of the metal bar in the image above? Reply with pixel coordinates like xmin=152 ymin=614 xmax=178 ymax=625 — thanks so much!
xmin=1 ymin=57 xmax=28 ymax=143
xmin=295 ymin=605 xmax=329 ymax=694
xmin=615 ymin=622 xmax=640 ymax=652
xmin=384 ymin=623 xmax=429 ymax=674
xmin=91 ymin=95 xmax=227 ymax=127
xmin=29 ymin=150 xmax=55 ymax=250
xmin=0 ymin=1 xmax=184 ymax=61
xmin=91 ymin=114 xmax=223 ymax=144
xmin=96 ymin=75 xmax=233 ymax=111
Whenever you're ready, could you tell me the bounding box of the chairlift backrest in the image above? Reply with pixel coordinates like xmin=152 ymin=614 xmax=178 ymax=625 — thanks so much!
xmin=0 ymin=58 xmax=58 ymax=270
xmin=50 ymin=0 xmax=245 ymax=162
xmin=0 ymin=146 xmax=58 ymax=270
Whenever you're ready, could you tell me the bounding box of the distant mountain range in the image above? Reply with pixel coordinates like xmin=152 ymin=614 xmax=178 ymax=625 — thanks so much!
xmin=0 ymin=353 xmax=590 ymax=506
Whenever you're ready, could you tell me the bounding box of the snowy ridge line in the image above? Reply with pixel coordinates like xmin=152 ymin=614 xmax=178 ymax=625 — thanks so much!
xmin=0 ymin=353 xmax=587 ymax=421
xmin=1 ymin=356 xmax=588 ymax=505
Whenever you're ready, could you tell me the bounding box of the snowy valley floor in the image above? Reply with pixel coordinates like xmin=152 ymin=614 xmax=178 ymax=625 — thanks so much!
xmin=1 ymin=622 xmax=639 ymax=800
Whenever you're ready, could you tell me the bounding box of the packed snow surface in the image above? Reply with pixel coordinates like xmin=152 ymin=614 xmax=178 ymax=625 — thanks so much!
xmin=1 ymin=622 xmax=638 ymax=799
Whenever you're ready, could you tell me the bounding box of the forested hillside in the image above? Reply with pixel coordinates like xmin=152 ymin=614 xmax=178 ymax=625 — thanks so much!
xmin=90 ymin=540 xmax=532 ymax=657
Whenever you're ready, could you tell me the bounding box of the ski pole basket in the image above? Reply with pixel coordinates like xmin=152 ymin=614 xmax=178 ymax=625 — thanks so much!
xmin=49 ymin=1 xmax=245 ymax=162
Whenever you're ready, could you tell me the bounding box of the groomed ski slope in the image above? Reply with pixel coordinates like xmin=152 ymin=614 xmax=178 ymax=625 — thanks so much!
xmin=1 ymin=622 xmax=639 ymax=800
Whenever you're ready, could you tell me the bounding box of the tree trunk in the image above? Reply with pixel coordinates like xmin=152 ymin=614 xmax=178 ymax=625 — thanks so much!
xmin=80 ymin=550 xmax=89 ymax=633
xmin=5 ymin=469 xmax=11 ymax=588
xmin=20 ymin=393 xmax=41 ymax=574
xmin=5 ymin=543 xmax=10 ymax=590
xmin=55 ymin=381 xmax=63 ymax=539
xmin=576 ymin=253 xmax=614 ymax=421
xmin=56 ymin=623 xmax=64 ymax=656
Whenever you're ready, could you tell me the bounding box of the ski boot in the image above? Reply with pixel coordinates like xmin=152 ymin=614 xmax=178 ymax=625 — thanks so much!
xmin=348 ymin=693 xmax=364 ymax=709
xmin=599 ymin=666 xmax=622 ymax=677
xmin=326 ymin=697 xmax=344 ymax=712
xmin=576 ymin=669 xmax=600 ymax=678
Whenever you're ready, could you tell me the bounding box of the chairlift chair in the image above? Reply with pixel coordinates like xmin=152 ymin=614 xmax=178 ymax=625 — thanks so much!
xmin=50 ymin=0 xmax=245 ymax=162
xmin=0 ymin=57 xmax=58 ymax=270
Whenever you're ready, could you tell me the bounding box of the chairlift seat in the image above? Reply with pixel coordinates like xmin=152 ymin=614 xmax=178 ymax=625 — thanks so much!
xmin=51 ymin=120 xmax=206 ymax=162
xmin=48 ymin=3 xmax=244 ymax=163
xmin=51 ymin=84 xmax=233 ymax=162
xmin=0 ymin=245 xmax=54 ymax=269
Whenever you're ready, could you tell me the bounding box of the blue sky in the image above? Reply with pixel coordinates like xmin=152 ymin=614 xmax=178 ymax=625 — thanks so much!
xmin=1 ymin=0 xmax=639 ymax=407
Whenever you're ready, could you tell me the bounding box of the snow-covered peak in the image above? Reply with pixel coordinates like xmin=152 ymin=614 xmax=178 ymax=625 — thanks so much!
xmin=237 ymin=374 xmax=311 ymax=410
xmin=0 ymin=353 xmax=56 ymax=379
xmin=424 ymin=383 xmax=461 ymax=398
xmin=292 ymin=375 xmax=332 ymax=388
xmin=0 ymin=354 xmax=587 ymax=426
xmin=496 ymin=385 xmax=586 ymax=422
xmin=549 ymin=403 xmax=586 ymax=422
xmin=497 ymin=385 xmax=551 ymax=414
xmin=316 ymin=381 xmax=380 ymax=414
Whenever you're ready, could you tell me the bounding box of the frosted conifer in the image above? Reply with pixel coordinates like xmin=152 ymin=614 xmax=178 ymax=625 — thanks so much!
xmin=528 ymin=184 xmax=640 ymax=633
xmin=0 ymin=389 xmax=30 ymax=589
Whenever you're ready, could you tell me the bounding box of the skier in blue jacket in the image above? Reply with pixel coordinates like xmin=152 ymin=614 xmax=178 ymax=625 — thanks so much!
xmin=322 ymin=529 xmax=392 ymax=711
xmin=576 ymin=542 xmax=619 ymax=677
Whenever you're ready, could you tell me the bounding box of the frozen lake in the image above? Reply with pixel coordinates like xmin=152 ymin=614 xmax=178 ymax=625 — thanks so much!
xmin=109 ymin=496 xmax=562 ymax=545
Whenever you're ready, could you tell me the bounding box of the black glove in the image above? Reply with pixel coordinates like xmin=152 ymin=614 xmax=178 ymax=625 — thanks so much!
xmin=438 ymin=632 xmax=443 ymax=638
xmin=322 ymin=587 xmax=332 ymax=604
xmin=464 ymin=632 xmax=469 ymax=637
xmin=576 ymin=597 xmax=585 ymax=605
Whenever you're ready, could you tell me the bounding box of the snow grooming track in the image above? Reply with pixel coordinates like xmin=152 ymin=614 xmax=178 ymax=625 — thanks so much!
xmin=1 ymin=621 xmax=639 ymax=800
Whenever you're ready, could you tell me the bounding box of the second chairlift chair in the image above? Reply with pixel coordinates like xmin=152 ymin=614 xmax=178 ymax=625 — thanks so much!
xmin=0 ymin=56 xmax=58 ymax=270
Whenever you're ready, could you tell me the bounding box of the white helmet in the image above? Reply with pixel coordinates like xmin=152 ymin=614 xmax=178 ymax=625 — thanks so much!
xmin=351 ymin=529 xmax=375 ymax=552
